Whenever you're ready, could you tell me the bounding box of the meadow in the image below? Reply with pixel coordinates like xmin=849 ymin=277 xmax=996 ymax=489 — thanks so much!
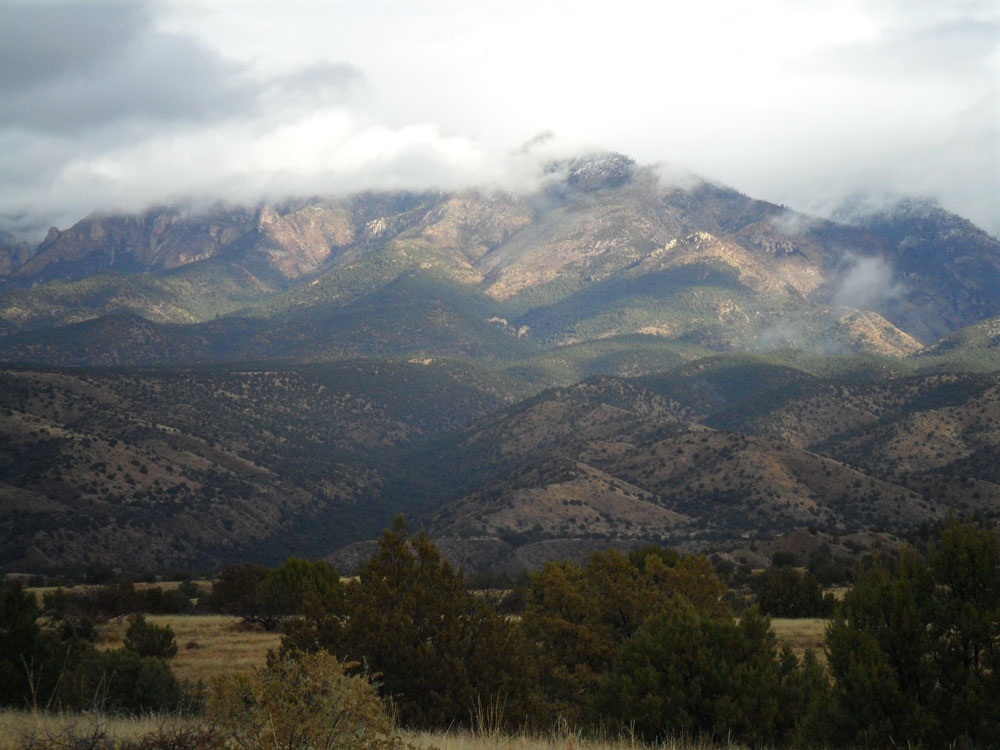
xmin=96 ymin=614 xmax=282 ymax=685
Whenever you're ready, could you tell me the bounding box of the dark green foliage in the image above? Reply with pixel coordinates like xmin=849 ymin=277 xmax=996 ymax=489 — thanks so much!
xmin=41 ymin=582 xmax=192 ymax=620
xmin=211 ymin=563 xmax=270 ymax=623
xmin=596 ymin=605 xmax=829 ymax=746
xmin=1 ymin=581 xmax=188 ymax=714
xmin=280 ymin=518 xmax=535 ymax=729
xmin=0 ymin=581 xmax=43 ymax=706
xmin=770 ymin=550 xmax=798 ymax=568
xmin=806 ymin=544 xmax=854 ymax=585
xmin=750 ymin=567 xmax=834 ymax=617
xmin=124 ymin=615 xmax=178 ymax=659
xmin=258 ymin=557 xmax=344 ymax=621
xmin=522 ymin=546 xmax=729 ymax=725
xmin=211 ymin=558 xmax=343 ymax=629
xmin=175 ymin=580 xmax=202 ymax=600
xmin=57 ymin=647 xmax=186 ymax=715
xmin=826 ymin=520 xmax=1000 ymax=747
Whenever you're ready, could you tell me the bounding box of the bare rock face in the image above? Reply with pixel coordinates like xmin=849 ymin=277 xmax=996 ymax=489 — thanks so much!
xmin=256 ymin=201 xmax=356 ymax=277
xmin=403 ymin=192 xmax=535 ymax=262
xmin=10 ymin=206 xmax=258 ymax=282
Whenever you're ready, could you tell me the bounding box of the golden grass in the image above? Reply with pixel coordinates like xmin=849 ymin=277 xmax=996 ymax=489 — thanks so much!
xmin=769 ymin=617 xmax=828 ymax=662
xmin=97 ymin=614 xmax=281 ymax=685
xmin=0 ymin=712 xmax=752 ymax=750
xmin=0 ymin=710 xmax=197 ymax=750
xmin=407 ymin=729 xmax=751 ymax=750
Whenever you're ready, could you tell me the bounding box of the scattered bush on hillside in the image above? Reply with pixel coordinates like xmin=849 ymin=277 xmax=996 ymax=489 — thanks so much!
xmin=770 ymin=550 xmax=798 ymax=568
xmin=826 ymin=519 xmax=1000 ymax=747
xmin=281 ymin=517 xmax=535 ymax=729
xmin=208 ymin=651 xmax=408 ymax=750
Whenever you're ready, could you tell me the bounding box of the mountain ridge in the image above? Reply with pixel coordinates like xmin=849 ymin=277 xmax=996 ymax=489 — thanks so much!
xmin=3 ymin=156 xmax=998 ymax=368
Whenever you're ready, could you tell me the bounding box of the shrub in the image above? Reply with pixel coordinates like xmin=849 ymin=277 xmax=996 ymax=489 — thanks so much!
xmin=212 ymin=563 xmax=271 ymax=627
xmin=41 ymin=582 xmax=192 ymax=621
xmin=176 ymin=580 xmax=202 ymax=600
xmin=123 ymin=614 xmax=178 ymax=659
xmin=807 ymin=544 xmax=854 ymax=585
xmin=208 ymin=651 xmax=409 ymax=750
xmin=771 ymin=550 xmax=799 ymax=568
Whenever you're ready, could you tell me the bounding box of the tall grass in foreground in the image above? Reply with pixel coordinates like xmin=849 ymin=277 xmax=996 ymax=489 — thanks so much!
xmin=0 ymin=711 xmax=759 ymax=750
xmin=407 ymin=729 xmax=753 ymax=750
xmin=0 ymin=710 xmax=198 ymax=750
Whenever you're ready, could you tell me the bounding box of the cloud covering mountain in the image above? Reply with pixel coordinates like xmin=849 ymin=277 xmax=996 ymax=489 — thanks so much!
xmin=1 ymin=0 xmax=997 ymax=237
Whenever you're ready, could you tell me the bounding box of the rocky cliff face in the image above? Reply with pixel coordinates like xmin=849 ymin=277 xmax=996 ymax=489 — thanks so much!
xmin=1 ymin=157 xmax=997 ymax=361
xmin=9 ymin=206 xmax=258 ymax=283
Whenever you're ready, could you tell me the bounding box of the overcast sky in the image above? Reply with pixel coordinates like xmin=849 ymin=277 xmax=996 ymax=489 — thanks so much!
xmin=1 ymin=0 xmax=997 ymax=237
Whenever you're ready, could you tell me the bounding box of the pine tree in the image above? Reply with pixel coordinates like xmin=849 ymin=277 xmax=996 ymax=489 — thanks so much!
xmin=281 ymin=517 xmax=534 ymax=729
xmin=826 ymin=520 xmax=1000 ymax=747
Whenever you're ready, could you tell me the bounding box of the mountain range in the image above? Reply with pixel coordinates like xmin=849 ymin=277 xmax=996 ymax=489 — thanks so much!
xmin=1 ymin=153 xmax=998 ymax=573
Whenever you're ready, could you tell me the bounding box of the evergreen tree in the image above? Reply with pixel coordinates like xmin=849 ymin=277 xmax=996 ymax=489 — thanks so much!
xmin=826 ymin=520 xmax=1000 ymax=747
xmin=522 ymin=546 xmax=729 ymax=725
xmin=751 ymin=566 xmax=834 ymax=617
xmin=281 ymin=517 xmax=534 ymax=729
xmin=596 ymin=604 xmax=829 ymax=746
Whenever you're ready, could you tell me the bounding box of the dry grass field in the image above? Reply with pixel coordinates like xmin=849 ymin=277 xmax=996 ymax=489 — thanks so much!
xmin=769 ymin=618 xmax=829 ymax=662
xmin=97 ymin=614 xmax=281 ymax=684
xmin=408 ymin=730 xmax=753 ymax=750
xmin=0 ymin=711 xmax=756 ymax=750
xmin=0 ymin=711 xmax=198 ymax=750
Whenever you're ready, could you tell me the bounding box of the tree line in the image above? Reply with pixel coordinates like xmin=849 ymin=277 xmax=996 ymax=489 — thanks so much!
xmin=1 ymin=518 xmax=997 ymax=748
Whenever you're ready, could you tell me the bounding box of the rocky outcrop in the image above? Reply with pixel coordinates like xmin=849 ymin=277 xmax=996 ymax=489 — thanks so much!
xmin=256 ymin=201 xmax=356 ymax=277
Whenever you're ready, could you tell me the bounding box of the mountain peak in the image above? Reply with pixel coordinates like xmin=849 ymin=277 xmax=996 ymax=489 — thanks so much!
xmin=557 ymin=152 xmax=637 ymax=192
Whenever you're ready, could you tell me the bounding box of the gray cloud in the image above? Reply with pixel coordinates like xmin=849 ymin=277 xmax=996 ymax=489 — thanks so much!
xmin=793 ymin=19 xmax=999 ymax=80
xmin=0 ymin=0 xmax=996 ymax=239
xmin=833 ymin=254 xmax=907 ymax=310
xmin=0 ymin=3 xmax=147 ymax=93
